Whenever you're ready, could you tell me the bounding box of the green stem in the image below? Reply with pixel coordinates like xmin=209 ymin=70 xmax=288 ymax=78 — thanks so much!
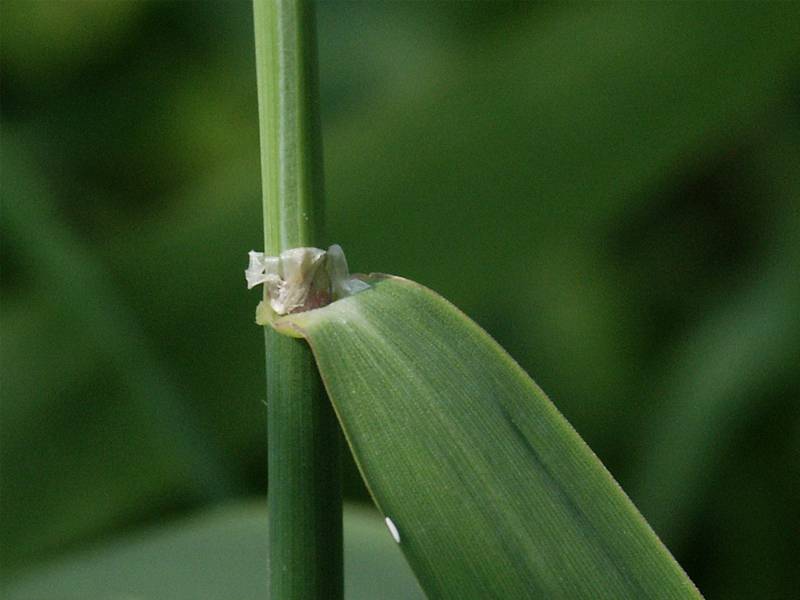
xmin=253 ymin=1 xmax=343 ymax=598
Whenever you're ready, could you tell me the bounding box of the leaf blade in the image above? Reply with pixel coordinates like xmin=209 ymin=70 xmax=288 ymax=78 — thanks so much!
xmin=277 ymin=275 xmax=701 ymax=599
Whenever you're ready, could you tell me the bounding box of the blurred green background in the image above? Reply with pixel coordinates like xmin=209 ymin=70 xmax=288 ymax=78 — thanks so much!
xmin=2 ymin=2 xmax=799 ymax=598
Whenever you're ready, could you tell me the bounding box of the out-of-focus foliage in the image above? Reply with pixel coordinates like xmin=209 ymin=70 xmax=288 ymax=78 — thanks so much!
xmin=1 ymin=2 xmax=798 ymax=598
xmin=4 ymin=503 xmax=422 ymax=600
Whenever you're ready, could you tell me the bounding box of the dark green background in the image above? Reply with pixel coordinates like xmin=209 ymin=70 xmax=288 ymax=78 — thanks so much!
xmin=2 ymin=2 xmax=799 ymax=598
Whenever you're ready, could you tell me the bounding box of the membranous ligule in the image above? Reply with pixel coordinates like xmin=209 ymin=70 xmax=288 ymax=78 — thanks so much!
xmin=246 ymin=244 xmax=369 ymax=319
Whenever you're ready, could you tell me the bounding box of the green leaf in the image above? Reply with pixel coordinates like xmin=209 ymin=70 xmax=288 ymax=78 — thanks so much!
xmin=4 ymin=502 xmax=422 ymax=600
xmin=274 ymin=275 xmax=701 ymax=599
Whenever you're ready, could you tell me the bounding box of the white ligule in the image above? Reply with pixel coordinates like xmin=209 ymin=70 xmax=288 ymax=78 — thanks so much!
xmin=245 ymin=245 xmax=368 ymax=315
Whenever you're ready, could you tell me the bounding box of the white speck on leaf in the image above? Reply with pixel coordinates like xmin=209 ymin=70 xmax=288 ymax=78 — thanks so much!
xmin=385 ymin=517 xmax=400 ymax=543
